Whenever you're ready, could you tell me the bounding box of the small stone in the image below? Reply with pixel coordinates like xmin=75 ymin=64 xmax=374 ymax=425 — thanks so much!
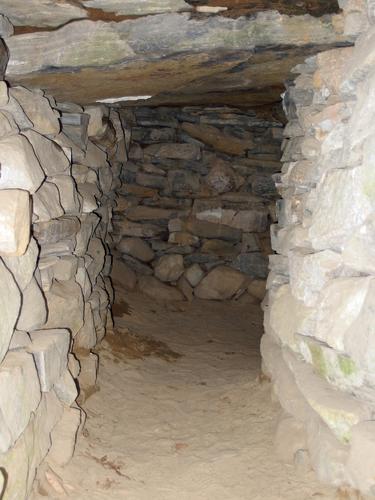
xmin=181 ymin=122 xmax=253 ymax=156
xmin=29 ymin=329 xmax=70 ymax=392
xmin=51 ymin=174 xmax=81 ymax=214
xmin=168 ymin=169 xmax=200 ymax=193
xmin=194 ymin=265 xmax=247 ymax=300
xmin=77 ymin=352 xmax=98 ymax=396
xmin=138 ymin=275 xmax=185 ymax=302
xmin=144 ymin=142 xmax=201 ymax=160
xmin=10 ymin=86 xmax=60 ymax=135
xmin=231 ymin=252 xmax=268 ymax=278
xmin=74 ymin=303 xmax=97 ymax=350
xmin=169 ymin=232 xmax=199 ymax=247
xmin=44 ymin=280 xmax=84 ymax=336
xmin=117 ymin=237 xmax=154 ymax=262
xmin=22 ymin=129 xmax=70 ymax=176
xmin=184 ymin=263 xmax=205 ymax=287
xmin=206 ymin=161 xmax=237 ymax=193
xmin=186 ymin=218 xmax=242 ymax=242
xmin=54 ymin=369 xmax=78 ymax=406
xmin=154 ymin=254 xmax=184 ymax=282
xmin=33 ymin=181 xmax=65 ymax=222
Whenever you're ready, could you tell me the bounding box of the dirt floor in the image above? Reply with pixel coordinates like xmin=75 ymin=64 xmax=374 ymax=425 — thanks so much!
xmin=33 ymin=282 xmax=343 ymax=500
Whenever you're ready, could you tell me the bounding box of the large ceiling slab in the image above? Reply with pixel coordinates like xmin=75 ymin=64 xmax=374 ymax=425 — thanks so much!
xmin=1 ymin=1 xmax=350 ymax=107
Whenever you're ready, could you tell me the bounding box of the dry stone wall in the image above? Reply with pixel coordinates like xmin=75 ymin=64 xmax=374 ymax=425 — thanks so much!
xmin=261 ymin=1 xmax=375 ymax=495
xmin=112 ymin=106 xmax=283 ymax=302
xmin=0 ymin=76 xmax=125 ymax=497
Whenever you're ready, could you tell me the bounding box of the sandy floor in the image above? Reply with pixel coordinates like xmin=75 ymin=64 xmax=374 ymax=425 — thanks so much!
xmin=34 ymin=284 xmax=341 ymax=500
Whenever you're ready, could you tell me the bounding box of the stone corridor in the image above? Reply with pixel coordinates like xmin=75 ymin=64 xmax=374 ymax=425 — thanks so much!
xmin=1 ymin=1 xmax=375 ymax=499
xmin=31 ymin=283 xmax=340 ymax=500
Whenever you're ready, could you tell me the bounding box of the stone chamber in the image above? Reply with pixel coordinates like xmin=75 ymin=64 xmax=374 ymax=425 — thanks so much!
xmin=1 ymin=1 xmax=375 ymax=499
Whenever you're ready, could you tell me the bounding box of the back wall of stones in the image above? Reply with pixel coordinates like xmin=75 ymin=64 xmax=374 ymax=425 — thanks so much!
xmin=0 ymin=56 xmax=129 ymax=496
xmin=111 ymin=105 xmax=283 ymax=302
xmin=261 ymin=1 xmax=375 ymax=495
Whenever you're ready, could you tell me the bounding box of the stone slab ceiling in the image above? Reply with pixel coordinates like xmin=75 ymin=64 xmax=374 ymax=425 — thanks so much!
xmin=2 ymin=0 xmax=350 ymax=107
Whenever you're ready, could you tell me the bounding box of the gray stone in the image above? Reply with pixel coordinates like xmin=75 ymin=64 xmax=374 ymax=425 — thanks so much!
xmin=0 ymin=351 xmax=41 ymax=453
xmin=77 ymin=352 xmax=98 ymax=395
xmin=3 ymin=237 xmax=38 ymax=291
xmin=184 ymin=263 xmax=205 ymax=287
xmin=29 ymin=329 xmax=70 ymax=392
xmin=17 ymin=276 xmax=47 ymax=332
xmin=154 ymin=254 xmax=184 ymax=282
xmin=54 ymin=369 xmax=78 ymax=406
xmin=22 ymin=129 xmax=70 ymax=176
xmin=0 ymin=259 xmax=22 ymax=364
xmin=47 ymin=406 xmax=81 ymax=467
xmin=33 ymin=181 xmax=65 ymax=222
xmin=117 ymin=237 xmax=154 ymax=263
xmin=186 ymin=218 xmax=242 ymax=242
xmin=44 ymin=280 xmax=84 ymax=336
xmin=33 ymin=216 xmax=80 ymax=246
xmin=168 ymin=170 xmax=200 ymax=193
xmin=10 ymin=86 xmax=60 ymax=135
xmin=144 ymin=143 xmax=201 ymax=160
xmin=74 ymin=303 xmax=97 ymax=350
xmin=231 ymin=252 xmax=268 ymax=278
xmin=50 ymin=174 xmax=81 ymax=214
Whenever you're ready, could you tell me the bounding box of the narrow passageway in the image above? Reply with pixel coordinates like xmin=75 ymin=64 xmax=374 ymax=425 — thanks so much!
xmin=32 ymin=279 xmax=338 ymax=500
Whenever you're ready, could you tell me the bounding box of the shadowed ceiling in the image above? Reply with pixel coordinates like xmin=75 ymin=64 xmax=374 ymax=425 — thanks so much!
xmin=1 ymin=0 xmax=350 ymax=107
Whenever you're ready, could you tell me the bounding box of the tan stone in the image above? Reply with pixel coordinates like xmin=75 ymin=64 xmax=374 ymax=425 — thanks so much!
xmin=0 ymin=189 xmax=31 ymax=256
xmin=182 ymin=122 xmax=254 ymax=155
xmin=194 ymin=265 xmax=246 ymax=300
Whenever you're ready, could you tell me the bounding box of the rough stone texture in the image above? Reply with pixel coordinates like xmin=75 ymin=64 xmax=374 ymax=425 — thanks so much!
xmin=0 ymin=189 xmax=30 ymax=256
xmin=0 ymin=260 xmax=22 ymax=365
xmin=154 ymin=254 xmax=184 ymax=282
xmin=5 ymin=11 xmax=350 ymax=106
xmin=29 ymin=329 xmax=70 ymax=392
xmin=112 ymin=106 xmax=280 ymax=297
xmin=0 ymin=351 xmax=41 ymax=453
xmin=0 ymin=84 xmax=120 ymax=498
xmin=264 ymin=6 xmax=375 ymax=495
xmin=194 ymin=265 xmax=247 ymax=300
xmin=138 ymin=275 xmax=185 ymax=302
xmin=0 ymin=134 xmax=45 ymax=193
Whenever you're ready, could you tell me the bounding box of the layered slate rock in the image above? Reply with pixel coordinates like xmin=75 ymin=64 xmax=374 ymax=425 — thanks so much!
xmin=5 ymin=10 xmax=350 ymax=106
xmin=112 ymin=105 xmax=281 ymax=300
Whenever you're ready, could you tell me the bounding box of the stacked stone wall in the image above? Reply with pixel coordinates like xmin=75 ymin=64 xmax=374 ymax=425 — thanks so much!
xmin=112 ymin=105 xmax=283 ymax=302
xmin=262 ymin=1 xmax=375 ymax=494
xmin=0 ymin=74 xmax=126 ymax=496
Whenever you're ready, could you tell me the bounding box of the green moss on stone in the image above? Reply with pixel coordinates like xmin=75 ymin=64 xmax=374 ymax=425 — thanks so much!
xmin=338 ymin=355 xmax=356 ymax=377
xmin=309 ymin=343 xmax=327 ymax=377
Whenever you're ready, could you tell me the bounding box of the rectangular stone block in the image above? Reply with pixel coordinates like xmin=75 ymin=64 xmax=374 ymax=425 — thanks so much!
xmin=29 ymin=329 xmax=70 ymax=392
